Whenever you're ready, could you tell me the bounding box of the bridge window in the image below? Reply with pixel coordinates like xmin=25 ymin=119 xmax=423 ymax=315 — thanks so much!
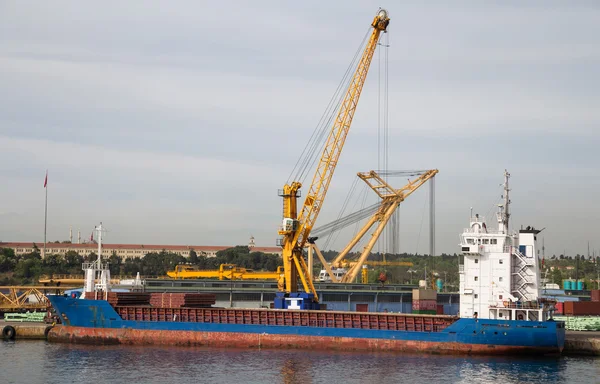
xmin=499 ymin=277 xmax=503 ymax=282
xmin=474 ymin=294 xmax=478 ymax=299
xmin=499 ymin=259 xmax=504 ymax=264
xmin=483 ymin=239 xmax=489 ymax=244
xmin=499 ymin=295 xmax=503 ymax=300
xmin=474 ymin=259 xmax=479 ymax=264
xmin=491 ymin=239 xmax=498 ymax=245
xmin=466 ymin=238 xmax=474 ymax=245
xmin=474 ymin=276 xmax=478 ymax=281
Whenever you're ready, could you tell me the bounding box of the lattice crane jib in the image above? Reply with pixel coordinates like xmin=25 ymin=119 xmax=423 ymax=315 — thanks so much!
xmin=334 ymin=169 xmax=439 ymax=283
xmin=278 ymin=10 xmax=390 ymax=300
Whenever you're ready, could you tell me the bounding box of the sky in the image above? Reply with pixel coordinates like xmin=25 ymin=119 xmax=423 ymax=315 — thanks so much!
xmin=0 ymin=1 xmax=599 ymax=257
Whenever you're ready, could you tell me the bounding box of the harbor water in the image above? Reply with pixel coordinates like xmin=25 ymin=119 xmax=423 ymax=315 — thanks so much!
xmin=1 ymin=341 xmax=598 ymax=384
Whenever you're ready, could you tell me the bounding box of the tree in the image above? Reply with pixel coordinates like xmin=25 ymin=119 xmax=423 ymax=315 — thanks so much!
xmin=42 ymin=253 xmax=62 ymax=275
xmin=123 ymin=257 xmax=143 ymax=276
xmin=551 ymin=268 xmax=563 ymax=286
xmin=108 ymin=252 xmax=123 ymax=275
xmin=142 ymin=250 xmax=186 ymax=276
xmin=189 ymin=249 xmax=199 ymax=264
xmin=0 ymin=248 xmax=16 ymax=273
xmin=64 ymin=251 xmax=83 ymax=270
xmin=85 ymin=252 xmax=97 ymax=262
xmin=14 ymin=258 xmax=42 ymax=281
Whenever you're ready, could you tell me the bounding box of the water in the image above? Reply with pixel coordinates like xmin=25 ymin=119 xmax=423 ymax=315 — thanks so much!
xmin=1 ymin=341 xmax=598 ymax=384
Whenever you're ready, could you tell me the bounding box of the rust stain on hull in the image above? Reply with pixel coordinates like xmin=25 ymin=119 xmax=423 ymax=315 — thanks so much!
xmin=48 ymin=326 xmax=557 ymax=356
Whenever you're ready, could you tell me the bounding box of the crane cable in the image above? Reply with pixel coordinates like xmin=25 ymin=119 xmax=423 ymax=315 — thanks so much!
xmin=287 ymin=28 xmax=372 ymax=185
xmin=324 ymin=182 xmax=370 ymax=249
xmin=312 ymin=201 xmax=381 ymax=239
xmin=322 ymin=177 xmax=360 ymax=249
xmin=414 ymin=187 xmax=429 ymax=256
xmin=377 ymin=31 xmax=391 ymax=255
xmin=297 ymin=29 xmax=371 ymax=185
xmin=316 ymin=170 xmax=429 ymax=244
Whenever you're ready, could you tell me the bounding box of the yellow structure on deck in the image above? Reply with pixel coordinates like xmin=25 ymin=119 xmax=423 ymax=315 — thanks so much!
xmin=277 ymin=9 xmax=390 ymax=302
xmin=339 ymin=259 xmax=414 ymax=269
xmin=307 ymin=170 xmax=437 ymax=284
xmin=333 ymin=170 xmax=438 ymax=283
xmin=0 ymin=286 xmax=68 ymax=312
xmin=167 ymin=264 xmax=284 ymax=281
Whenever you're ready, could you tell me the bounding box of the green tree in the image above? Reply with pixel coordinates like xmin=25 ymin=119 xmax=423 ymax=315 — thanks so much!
xmin=142 ymin=250 xmax=186 ymax=276
xmin=14 ymin=258 xmax=43 ymax=281
xmin=42 ymin=253 xmax=63 ymax=275
xmin=123 ymin=257 xmax=143 ymax=276
xmin=64 ymin=250 xmax=83 ymax=271
xmin=551 ymin=268 xmax=563 ymax=286
xmin=108 ymin=252 xmax=123 ymax=275
xmin=189 ymin=249 xmax=199 ymax=264
xmin=0 ymin=247 xmax=17 ymax=272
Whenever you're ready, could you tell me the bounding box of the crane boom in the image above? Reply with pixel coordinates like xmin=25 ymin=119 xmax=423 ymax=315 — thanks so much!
xmin=339 ymin=170 xmax=439 ymax=282
xmin=278 ymin=10 xmax=390 ymax=301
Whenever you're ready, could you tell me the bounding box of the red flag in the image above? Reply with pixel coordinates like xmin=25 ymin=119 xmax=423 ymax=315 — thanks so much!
xmin=44 ymin=171 xmax=48 ymax=188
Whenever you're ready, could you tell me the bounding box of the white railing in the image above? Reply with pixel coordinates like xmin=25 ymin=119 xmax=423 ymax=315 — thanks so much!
xmin=462 ymin=228 xmax=506 ymax=235
xmin=82 ymin=262 xmax=109 ymax=271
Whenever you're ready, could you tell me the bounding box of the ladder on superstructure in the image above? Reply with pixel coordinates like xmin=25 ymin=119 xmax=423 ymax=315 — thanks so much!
xmin=511 ymin=248 xmax=534 ymax=301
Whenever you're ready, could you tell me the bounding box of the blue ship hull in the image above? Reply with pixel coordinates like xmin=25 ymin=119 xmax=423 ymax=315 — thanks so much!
xmin=46 ymin=296 xmax=565 ymax=355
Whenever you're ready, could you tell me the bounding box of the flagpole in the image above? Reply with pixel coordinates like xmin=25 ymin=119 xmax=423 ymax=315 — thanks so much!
xmin=43 ymin=170 xmax=48 ymax=259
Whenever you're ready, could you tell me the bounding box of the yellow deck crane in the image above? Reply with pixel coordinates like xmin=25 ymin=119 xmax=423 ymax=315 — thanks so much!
xmin=276 ymin=9 xmax=390 ymax=308
xmin=308 ymin=169 xmax=438 ymax=283
xmin=167 ymin=264 xmax=284 ymax=280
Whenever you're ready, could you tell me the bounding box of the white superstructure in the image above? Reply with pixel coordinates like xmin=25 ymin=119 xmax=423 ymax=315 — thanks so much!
xmin=82 ymin=222 xmax=111 ymax=298
xmin=459 ymin=171 xmax=550 ymax=321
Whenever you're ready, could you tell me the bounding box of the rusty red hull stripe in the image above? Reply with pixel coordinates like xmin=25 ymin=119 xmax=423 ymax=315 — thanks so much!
xmin=48 ymin=326 xmax=558 ymax=355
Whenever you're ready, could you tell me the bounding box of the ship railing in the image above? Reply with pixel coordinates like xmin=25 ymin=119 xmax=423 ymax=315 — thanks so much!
xmin=82 ymin=262 xmax=110 ymax=271
xmin=469 ymin=216 xmax=486 ymax=222
xmin=462 ymin=228 xmax=506 ymax=235
xmin=493 ymin=301 xmax=542 ymax=310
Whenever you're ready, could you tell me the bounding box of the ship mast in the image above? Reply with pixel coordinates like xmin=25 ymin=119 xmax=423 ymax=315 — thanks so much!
xmin=498 ymin=170 xmax=511 ymax=234
xmin=83 ymin=222 xmax=111 ymax=297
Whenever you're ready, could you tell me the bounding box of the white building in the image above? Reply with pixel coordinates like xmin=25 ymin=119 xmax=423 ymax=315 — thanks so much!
xmin=0 ymin=242 xmax=281 ymax=260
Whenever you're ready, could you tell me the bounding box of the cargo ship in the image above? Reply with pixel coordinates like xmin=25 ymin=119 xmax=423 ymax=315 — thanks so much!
xmin=46 ymin=171 xmax=565 ymax=355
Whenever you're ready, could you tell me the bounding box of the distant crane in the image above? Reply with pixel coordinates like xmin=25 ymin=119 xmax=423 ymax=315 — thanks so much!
xmin=308 ymin=170 xmax=438 ymax=283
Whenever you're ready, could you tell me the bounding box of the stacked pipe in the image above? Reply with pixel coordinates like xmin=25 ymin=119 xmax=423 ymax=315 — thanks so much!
xmin=149 ymin=293 xmax=216 ymax=308
xmin=106 ymin=292 xmax=151 ymax=306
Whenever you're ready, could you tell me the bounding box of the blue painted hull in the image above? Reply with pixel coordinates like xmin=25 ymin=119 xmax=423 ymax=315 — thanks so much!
xmin=47 ymin=296 xmax=565 ymax=355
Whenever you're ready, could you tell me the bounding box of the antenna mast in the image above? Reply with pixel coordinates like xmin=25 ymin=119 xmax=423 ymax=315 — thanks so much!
xmin=503 ymin=170 xmax=510 ymax=231
xmin=497 ymin=170 xmax=511 ymax=234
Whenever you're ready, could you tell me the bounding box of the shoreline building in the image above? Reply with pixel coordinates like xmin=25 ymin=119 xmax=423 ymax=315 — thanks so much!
xmin=0 ymin=241 xmax=281 ymax=260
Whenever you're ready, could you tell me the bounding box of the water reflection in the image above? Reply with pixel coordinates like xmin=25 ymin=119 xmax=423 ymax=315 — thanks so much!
xmin=0 ymin=341 xmax=597 ymax=384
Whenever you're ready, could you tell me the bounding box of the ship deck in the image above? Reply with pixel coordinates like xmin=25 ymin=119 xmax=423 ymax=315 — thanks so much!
xmin=115 ymin=306 xmax=458 ymax=332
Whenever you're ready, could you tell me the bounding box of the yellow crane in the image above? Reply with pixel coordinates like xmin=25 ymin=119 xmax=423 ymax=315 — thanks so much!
xmin=308 ymin=170 xmax=438 ymax=283
xmin=339 ymin=259 xmax=414 ymax=268
xmin=167 ymin=264 xmax=284 ymax=281
xmin=277 ymin=9 xmax=390 ymax=304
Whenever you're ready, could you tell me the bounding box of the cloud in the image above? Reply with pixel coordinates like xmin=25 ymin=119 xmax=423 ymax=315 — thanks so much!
xmin=0 ymin=1 xmax=599 ymax=255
